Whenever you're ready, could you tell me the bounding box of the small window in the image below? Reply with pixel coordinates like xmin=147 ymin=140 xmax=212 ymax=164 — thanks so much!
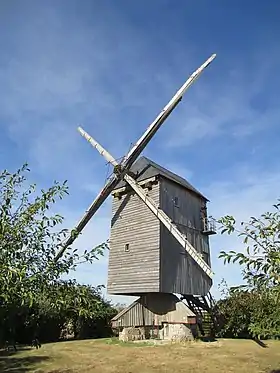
xmin=174 ymin=196 xmax=179 ymax=208
xmin=124 ymin=243 xmax=130 ymax=252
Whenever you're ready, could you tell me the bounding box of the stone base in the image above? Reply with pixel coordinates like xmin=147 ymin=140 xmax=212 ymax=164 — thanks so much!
xmin=118 ymin=324 xmax=194 ymax=342
xmin=159 ymin=323 xmax=194 ymax=342
xmin=119 ymin=327 xmax=146 ymax=342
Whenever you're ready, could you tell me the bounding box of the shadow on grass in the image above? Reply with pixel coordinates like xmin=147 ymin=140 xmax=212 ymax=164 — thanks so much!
xmin=199 ymin=336 xmax=218 ymax=342
xmin=252 ymin=337 xmax=268 ymax=348
xmin=0 ymin=349 xmax=50 ymax=373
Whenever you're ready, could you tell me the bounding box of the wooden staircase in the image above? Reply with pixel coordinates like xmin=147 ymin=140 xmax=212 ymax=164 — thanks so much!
xmin=181 ymin=293 xmax=224 ymax=339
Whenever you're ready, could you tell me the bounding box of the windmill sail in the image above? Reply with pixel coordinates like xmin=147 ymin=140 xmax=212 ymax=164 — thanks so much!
xmin=78 ymin=127 xmax=118 ymax=167
xmin=54 ymin=175 xmax=118 ymax=261
xmin=123 ymin=174 xmax=214 ymax=277
xmin=77 ymin=128 xmax=213 ymax=277
xmin=122 ymin=54 xmax=216 ymax=170
xmin=55 ymin=54 xmax=216 ymax=262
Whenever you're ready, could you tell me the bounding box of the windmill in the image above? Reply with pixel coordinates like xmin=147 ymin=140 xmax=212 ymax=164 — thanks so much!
xmin=55 ymin=54 xmax=220 ymax=339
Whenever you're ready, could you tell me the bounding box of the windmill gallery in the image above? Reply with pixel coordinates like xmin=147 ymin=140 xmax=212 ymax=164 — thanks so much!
xmin=55 ymin=54 xmax=221 ymax=342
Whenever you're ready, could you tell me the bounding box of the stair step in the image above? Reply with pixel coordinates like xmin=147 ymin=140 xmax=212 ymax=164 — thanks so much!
xmin=181 ymin=292 xmax=224 ymax=337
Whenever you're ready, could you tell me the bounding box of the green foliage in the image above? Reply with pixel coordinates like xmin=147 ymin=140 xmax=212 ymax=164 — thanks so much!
xmin=217 ymin=281 xmax=280 ymax=339
xmin=217 ymin=201 xmax=280 ymax=339
xmin=45 ymin=281 xmax=115 ymax=320
xmin=0 ymin=164 xmax=113 ymax=344
xmin=0 ymin=281 xmax=117 ymax=344
xmin=218 ymin=201 xmax=280 ymax=290
xmin=0 ymin=164 xmax=106 ymax=304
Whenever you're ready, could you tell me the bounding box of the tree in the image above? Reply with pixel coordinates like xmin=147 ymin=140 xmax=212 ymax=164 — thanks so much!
xmin=50 ymin=282 xmax=117 ymax=339
xmin=218 ymin=201 xmax=280 ymax=291
xmin=24 ymin=281 xmax=117 ymax=342
xmin=217 ymin=201 xmax=280 ymax=338
xmin=114 ymin=303 xmax=127 ymax=313
xmin=217 ymin=280 xmax=280 ymax=339
xmin=0 ymin=164 xmax=108 ymax=343
xmin=217 ymin=282 xmax=257 ymax=338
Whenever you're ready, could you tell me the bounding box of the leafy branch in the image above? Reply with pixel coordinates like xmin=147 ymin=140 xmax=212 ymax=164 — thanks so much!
xmin=217 ymin=201 xmax=280 ymax=291
xmin=0 ymin=164 xmax=107 ymax=308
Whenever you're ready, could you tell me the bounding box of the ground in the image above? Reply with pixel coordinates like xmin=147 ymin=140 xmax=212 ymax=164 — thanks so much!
xmin=0 ymin=338 xmax=280 ymax=373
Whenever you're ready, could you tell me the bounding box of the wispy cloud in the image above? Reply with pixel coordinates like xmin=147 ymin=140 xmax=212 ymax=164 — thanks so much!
xmin=163 ymin=46 xmax=280 ymax=149
xmin=206 ymin=163 xmax=280 ymax=297
xmin=1 ymin=1 xmax=280 ymax=303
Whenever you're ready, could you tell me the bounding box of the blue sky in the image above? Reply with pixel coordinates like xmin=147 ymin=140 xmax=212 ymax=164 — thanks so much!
xmin=1 ymin=0 xmax=280 ymax=304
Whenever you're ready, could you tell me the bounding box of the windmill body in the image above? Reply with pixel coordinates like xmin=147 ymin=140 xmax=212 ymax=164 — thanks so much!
xmin=108 ymin=156 xmax=214 ymax=297
xmin=55 ymin=54 xmax=221 ymax=339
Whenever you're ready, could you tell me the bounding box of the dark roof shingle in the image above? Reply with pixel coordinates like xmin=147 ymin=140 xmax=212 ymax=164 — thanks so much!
xmin=114 ymin=156 xmax=208 ymax=201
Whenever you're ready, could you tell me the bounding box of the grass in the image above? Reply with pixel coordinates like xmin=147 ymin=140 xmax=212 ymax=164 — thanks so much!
xmin=0 ymin=338 xmax=280 ymax=373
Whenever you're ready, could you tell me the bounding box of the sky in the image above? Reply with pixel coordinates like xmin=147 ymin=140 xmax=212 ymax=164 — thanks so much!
xmin=1 ymin=0 xmax=280 ymax=305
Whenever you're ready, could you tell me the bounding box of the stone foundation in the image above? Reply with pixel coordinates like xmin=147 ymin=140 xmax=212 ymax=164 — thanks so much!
xmin=159 ymin=323 xmax=194 ymax=342
xmin=118 ymin=323 xmax=194 ymax=342
xmin=119 ymin=327 xmax=145 ymax=342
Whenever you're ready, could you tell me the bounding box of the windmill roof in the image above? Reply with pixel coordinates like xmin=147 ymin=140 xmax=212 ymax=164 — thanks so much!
xmin=114 ymin=156 xmax=208 ymax=201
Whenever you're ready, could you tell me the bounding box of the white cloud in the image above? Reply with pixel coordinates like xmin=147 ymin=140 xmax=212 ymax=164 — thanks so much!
xmin=162 ymin=45 xmax=280 ymax=149
xmin=1 ymin=2 xmax=280 ymax=307
xmin=205 ymin=163 xmax=280 ymax=298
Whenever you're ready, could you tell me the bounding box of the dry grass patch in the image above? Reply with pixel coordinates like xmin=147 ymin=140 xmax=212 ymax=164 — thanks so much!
xmin=0 ymin=338 xmax=279 ymax=373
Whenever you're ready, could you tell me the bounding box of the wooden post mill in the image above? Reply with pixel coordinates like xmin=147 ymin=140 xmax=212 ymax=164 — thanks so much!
xmin=55 ymin=53 xmax=222 ymax=341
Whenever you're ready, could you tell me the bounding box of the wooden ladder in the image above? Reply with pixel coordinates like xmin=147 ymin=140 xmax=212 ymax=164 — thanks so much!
xmin=181 ymin=293 xmax=224 ymax=338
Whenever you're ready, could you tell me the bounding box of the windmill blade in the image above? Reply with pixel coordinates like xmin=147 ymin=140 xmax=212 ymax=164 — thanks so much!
xmin=54 ymin=174 xmax=119 ymax=262
xmin=122 ymin=54 xmax=216 ymax=170
xmin=73 ymin=127 xmax=212 ymax=275
xmin=55 ymin=54 xmax=216 ymax=262
xmin=55 ymin=129 xmax=122 ymax=262
xmin=123 ymin=173 xmax=214 ymax=278
xmin=78 ymin=126 xmax=118 ymax=167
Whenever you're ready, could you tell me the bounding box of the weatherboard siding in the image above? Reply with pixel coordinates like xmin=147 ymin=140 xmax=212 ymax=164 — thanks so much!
xmin=107 ymin=172 xmax=213 ymax=296
xmin=111 ymin=293 xmax=195 ymax=328
xmin=107 ymin=182 xmax=160 ymax=295
xmin=159 ymin=177 xmax=212 ymax=296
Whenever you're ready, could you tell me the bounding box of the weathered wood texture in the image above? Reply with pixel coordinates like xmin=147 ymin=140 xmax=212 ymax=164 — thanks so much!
xmin=107 ymin=182 xmax=161 ymax=294
xmin=111 ymin=293 xmax=195 ymax=328
xmin=107 ymin=172 xmax=212 ymax=296
xmin=159 ymin=177 xmax=212 ymax=296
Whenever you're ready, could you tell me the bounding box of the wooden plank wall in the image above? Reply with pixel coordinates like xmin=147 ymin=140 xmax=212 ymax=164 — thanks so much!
xmin=107 ymin=183 xmax=161 ymax=295
xmin=111 ymin=293 xmax=195 ymax=328
xmin=159 ymin=177 xmax=212 ymax=296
